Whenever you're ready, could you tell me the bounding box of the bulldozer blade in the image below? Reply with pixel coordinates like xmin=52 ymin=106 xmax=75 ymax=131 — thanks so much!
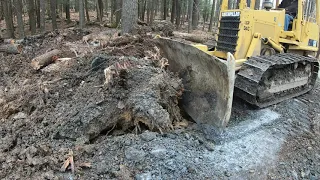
xmin=156 ymin=38 xmax=236 ymax=128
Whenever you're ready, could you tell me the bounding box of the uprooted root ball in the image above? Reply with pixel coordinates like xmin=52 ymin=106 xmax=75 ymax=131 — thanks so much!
xmin=50 ymin=56 xmax=184 ymax=141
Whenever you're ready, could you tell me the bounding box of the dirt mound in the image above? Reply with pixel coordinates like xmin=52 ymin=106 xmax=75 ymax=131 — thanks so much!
xmin=0 ymin=31 xmax=185 ymax=178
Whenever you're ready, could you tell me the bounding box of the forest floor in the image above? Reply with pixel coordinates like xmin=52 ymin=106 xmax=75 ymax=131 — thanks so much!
xmin=0 ymin=19 xmax=319 ymax=180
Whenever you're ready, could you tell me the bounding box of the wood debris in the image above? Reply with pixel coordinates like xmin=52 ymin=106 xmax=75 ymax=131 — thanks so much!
xmin=79 ymin=162 xmax=92 ymax=168
xmin=0 ymin=44 xmax=23 ymax=54
xmin=31 ymin=49 xmax=62 ymax=70
xmin=60 ymin=150 xmax=75 ymax=174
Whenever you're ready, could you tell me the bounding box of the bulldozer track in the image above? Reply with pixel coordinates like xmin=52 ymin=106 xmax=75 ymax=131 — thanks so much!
xmin=235 ymin=53 xmax=319 ymax=108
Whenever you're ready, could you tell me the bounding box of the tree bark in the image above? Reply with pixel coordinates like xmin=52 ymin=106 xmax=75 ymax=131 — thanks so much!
xmin=187 ymin=0 xmax=193 ymax=33
xmin=40 ymin=0 xmax=46 ymax=32
xmin=50 ymin=0 xmax=57 ymax=30
xmin=31 ymin=49 xmax=62 ymax=70
xmin=175 ymin=0 xmax=180 ymax=29
xmin=170 ymin=0 xmax=176 ymax=23
xmin=163 ymin=0 xmax=167 ymax=20
xmin=115 ymin=0 xmax=122 ymax=26
xmin=0 ymin=1 xmax=4 ymax=21
xmin=2 ymin=0 xmax=14 ymax=38
xmin=192 ymin=0 xmax=199 ymax=30
xmin=85 ymin=0 xmax=90 ymax=22
xmin=35 ymin=0 xmax=41 ymax=28
xmin=14 ymin=0 xmax=25 ymax=38
xmin=121 ymin=0 xmax=138 ymax=34
xmin=97 ymin=0 xmax=104 ymax=22
xmin=105 ymin=0 xmax=109 ymax=17
xmin=0 ymin=44 xmax=23 ymax=54
xmin=28 ymin=0 xmax=37 ymax=35
xmin=255 ymin=0 xmax=260 ymax=9
xmin=79 ymin=0 xmax=85 ymax=28
xmin=208 ymin=0 xmax=216 ymax=32
xmin=65 ymin=0 xmax=71 ymax=22
xmin=111 ymin=0 xmax=115 ymax=22
xmin=150 ymin=0 xmax=155 ymax=24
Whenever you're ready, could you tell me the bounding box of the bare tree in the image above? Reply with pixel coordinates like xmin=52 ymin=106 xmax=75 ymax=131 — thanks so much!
xmin=192 ymin=0 xmax=199 ymax=29
xmin=79 ymin=0 xmax=85 ymax=29
xmin=50 ymin=0 xmax=57 ymax=30
xmin=85 ymin=0 xmax=90 ymax=22
xmin=2 ymin=0 xmax=14 ymax=38
xmin=65 ymin=0 xmax=71 ymax=22
xmin=170 ymin=0 xmax=176 ymax=23
xmin=28 ymin=0 xmax=37 ymax=35
xmin=163 ymin=0 xmax=167 ymax=20
xmin=35 ymin=0 xmax=41 ymax=28
xmin=40 ymin=0 xmax=46 ymax=32
xmin=14 ymin=0 xmax=25 ymax=38
xmin=0 ymin=1 xmax=4 ymax=21
xmin=208 ymin=0 xmax=216 ymax=32
xmin=122 ymin=0 xmax=138 ymax=34
xmin=255 ymin=0 xmax=260 ymax=9
xmin=188 ymin=0 xmax=193 ymax=33
xmin=175 ymin=0 xmax=181 ymax=29
xmin=115 ymin=0 xmax=122 ymax=26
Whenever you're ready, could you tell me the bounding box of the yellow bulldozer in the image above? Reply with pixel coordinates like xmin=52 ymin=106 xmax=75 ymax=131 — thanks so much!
xmin=157 ymin=0 xmax=319 ymax=128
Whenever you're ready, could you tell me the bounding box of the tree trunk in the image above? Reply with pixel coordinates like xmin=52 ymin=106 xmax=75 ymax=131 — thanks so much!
xmin=214 ymin=0 xmax=222 ymax=26
xmin=65 ymin=0 xmax=71 ymax=22
xmin=187 ymin=0 xmax=193 ymax=33
xmin=105 ymin=0 xmax=108 ymax=17
xmin=0 ymin=1 xmax=4 ymax=21
xmin=192 ymin=0 xmax=199 ymax=29
xmin=85 ymin=0 xmax=90 ymax=22
xmin=163 ymin=0 xmax=167 ymax=20
xmin=35 ymin=0 xmax=41 ymax=28
xmin=98 ymin=0 xmax=103 ymax=22
xmin=208 ymin=0 xmax=216 ymax=32
xmin=175 ymin=0 xmax=180 ymax=29
xmin=0 ymin=44 xmax=23 ymax=54
xmin=150 ymin=0 xmax=155 ymax=24
xmin=111 ymin=0 xmax=115 ymax=22
xmin=28 ymin=0 xmax=37 ymax=35
xmin=14 ymin=0 xmax=25 ymax=38
xmin=31 ymin=49 xmax=62 ymax=70
xmin=255 ymin=0 xmax=260 ymax=9
xmin=40 ymin=0 xmax=46 ymax=32
xmin=50 ymin=0 xmax=57 ymax=30
xmin=79 ymin=0 xmax=85 ymax=28
xmin=115 ymin=0 xmax=122 ymax=26
xmin=121 ymin=0 xmax=138 ymax=34
xmin=3 ymin=0 xmax=14 ymax=38
xmin=170 ymin=0 xmax=176 ymax=23
xmin=142 ymin=0 xmax=146 ymax=21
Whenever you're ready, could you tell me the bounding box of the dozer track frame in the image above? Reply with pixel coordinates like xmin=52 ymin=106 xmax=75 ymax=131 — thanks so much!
xmin=235 ymin=53 xmax=319 ymax=107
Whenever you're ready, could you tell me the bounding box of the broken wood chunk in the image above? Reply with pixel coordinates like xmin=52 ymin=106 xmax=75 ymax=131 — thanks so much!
xmin=60 ymin=150 xmax=75 ymax=174
xmin=79 ymin=162 xmax=92 ymax=168
xmin=3 ymin=39 xmax=15 ymax=44
xmin=0 ymin=44 xmax=23 ymax=54
xmin=173 ymin=32 xmax=209 ymax=43
xmin=31 ymin=49 xmax=62 ymax=70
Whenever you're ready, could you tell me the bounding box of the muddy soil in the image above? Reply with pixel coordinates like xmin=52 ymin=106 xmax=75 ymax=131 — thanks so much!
xmin=0 ymin=27 xmax=319 ymax=180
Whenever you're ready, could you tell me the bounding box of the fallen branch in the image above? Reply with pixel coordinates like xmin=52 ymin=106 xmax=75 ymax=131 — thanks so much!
xmin=0 ymin=44 xmax=23 ymax=54
xmin=60 ymin=150 xmax=75 ymax=174
xmin=3 ymin=39 xmax=15 ymax=44
xmin=107 ymin=35 xmax=142 ymax=47
xmin=31 ymin=49 xmax=62 ymax=70
xmin=173 ymin=32 xmax=209 ymax=43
